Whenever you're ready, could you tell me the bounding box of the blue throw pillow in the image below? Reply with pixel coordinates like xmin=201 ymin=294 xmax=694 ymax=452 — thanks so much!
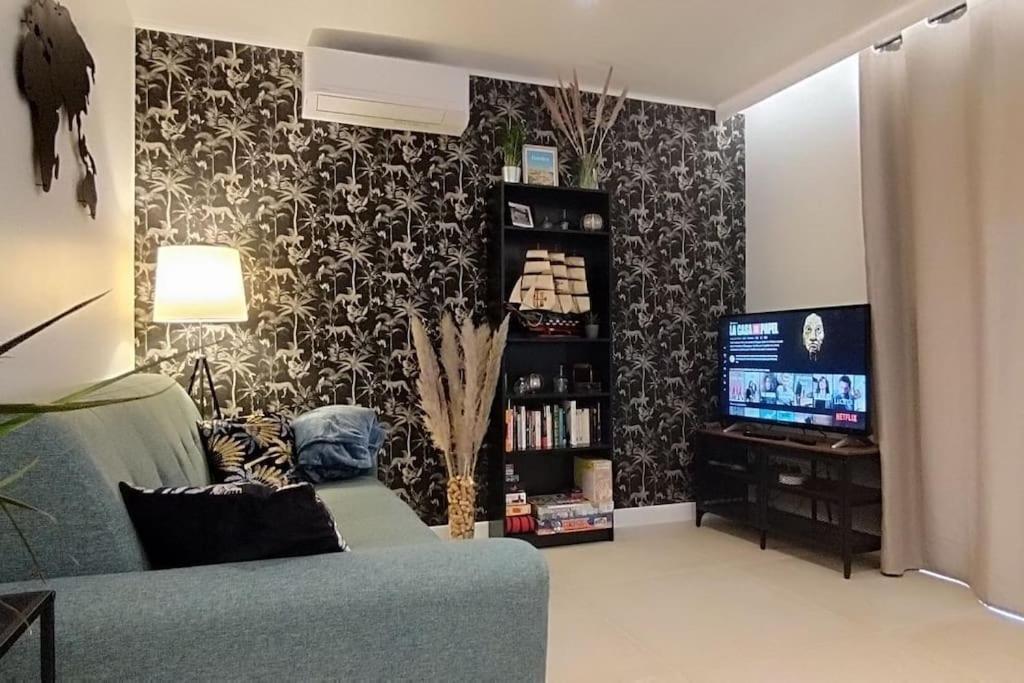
xmin=292 ymin=405 xmax=387 ymax=483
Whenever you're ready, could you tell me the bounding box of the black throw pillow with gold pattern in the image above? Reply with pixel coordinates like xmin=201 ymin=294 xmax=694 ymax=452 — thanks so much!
xmin=199 ymin=413 xmax=296 ymax=488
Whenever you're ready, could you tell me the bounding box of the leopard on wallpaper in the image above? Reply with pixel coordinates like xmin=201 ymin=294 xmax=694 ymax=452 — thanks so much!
xmin=134 ymin=30 xmax=745 ymax=525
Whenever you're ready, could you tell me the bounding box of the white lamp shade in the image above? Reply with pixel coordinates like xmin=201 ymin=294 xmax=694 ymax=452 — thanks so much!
xmin=153 ymin=245 xmax=249 ymax=323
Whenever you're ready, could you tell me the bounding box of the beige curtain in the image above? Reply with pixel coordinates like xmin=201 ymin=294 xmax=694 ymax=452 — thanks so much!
xmin=860 ymin=0 xmax=1024 ymax=613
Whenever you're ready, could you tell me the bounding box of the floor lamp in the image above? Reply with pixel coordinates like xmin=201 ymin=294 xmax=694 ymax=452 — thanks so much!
xmin=152 ymin=245 xmax=248 ymax=420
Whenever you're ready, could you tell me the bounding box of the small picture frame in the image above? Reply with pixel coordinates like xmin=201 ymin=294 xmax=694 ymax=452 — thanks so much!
xmin=522 ymin=145 xmax=559 ymax=187
xmin=508 ymin=202 xmax=534 ymax=228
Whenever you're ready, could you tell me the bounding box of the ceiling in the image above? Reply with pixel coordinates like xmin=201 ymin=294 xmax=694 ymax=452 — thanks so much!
xmin=127 ymin=0 xmax=955 ymax=116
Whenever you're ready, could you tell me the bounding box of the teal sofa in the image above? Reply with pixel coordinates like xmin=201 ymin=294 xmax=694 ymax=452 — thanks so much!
xmin=0 ymin=375 xmax=548 ymax=681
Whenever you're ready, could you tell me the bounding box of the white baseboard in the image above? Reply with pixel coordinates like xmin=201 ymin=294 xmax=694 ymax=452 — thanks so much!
xmin=430 ymin=503 xmax=695 ymax=538
xmin=613 ymin=502 xmax=696 ymax=528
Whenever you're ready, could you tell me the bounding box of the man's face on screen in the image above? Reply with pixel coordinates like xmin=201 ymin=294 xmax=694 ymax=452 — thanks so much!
xmin=802 ymin=314 xmax=825 ymax=358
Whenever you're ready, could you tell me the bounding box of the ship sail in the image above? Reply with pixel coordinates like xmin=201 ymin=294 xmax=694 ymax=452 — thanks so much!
xmin=514 ymin=250 xmax=563 ymax=313
xmin=565 ymin=256 xmax=591 ymax=314
xmin=509 ymin=250 xmax=590 ymax=317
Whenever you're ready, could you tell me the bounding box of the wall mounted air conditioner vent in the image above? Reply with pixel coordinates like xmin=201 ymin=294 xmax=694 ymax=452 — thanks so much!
xmin=302 ymin=46 xmax=470 ymax=136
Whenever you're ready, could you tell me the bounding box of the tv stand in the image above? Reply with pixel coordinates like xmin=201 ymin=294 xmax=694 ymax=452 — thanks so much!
xmin=695 ymin=424 xmax=882 ymax=578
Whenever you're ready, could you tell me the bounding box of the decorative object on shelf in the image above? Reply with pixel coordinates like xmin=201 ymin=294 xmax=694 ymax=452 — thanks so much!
xmin=537 ymin=67 xmax=629 ymax=190
xmin=499 ymin=120 xmax=525 ymax=183
xmin=512 ymin=373 xmax=545 ymax=395
xmin=540 ymin=214 xmax=555 ymax=231
xmin=559 ymin=209 xmax=573 ymax=231
xmin=410 ymin=313 xmax=510 ymax=540
xmin=18 ymin=0 xmax=99 ymax=218
xmin=584 ymin=312 xmax=600 ymax=339
xmin=572 ymin=364 xmax=603 ymax=394
xmin=582 ymin=213 xmax=605 ymax=232
xmin=508 ymin=201 xmax=534 ymax=228
xmin=522 ymin=144 xmax=559 ymax=186
xmin=778 ymin=472 xmax=808 ymax=486
xmin=152 ymin=245 xmax=249 ymax=419
xmin=553 ymin=365 xmax=569 ymax=394
xmin=508 ymin=250 xmax=591 ymax=335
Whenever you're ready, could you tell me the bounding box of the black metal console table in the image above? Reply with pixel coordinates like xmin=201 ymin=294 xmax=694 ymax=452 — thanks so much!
xmin=695 ymin=425 xmax=882 ymax=578
xmin=0 ymin=591 xmax=55 ymax=681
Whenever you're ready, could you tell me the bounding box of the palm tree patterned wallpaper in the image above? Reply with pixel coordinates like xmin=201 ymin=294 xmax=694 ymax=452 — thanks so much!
xmin=134 ymin=30 xmax=745 ymax=525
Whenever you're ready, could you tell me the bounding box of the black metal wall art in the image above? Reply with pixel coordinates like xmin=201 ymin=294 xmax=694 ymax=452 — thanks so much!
xmin=17 ymin=0 xmax=98 ymax=218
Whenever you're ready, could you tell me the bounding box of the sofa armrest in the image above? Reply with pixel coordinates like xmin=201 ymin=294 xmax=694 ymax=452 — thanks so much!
xmin=0 ymin=539 xmax=548 ymax=682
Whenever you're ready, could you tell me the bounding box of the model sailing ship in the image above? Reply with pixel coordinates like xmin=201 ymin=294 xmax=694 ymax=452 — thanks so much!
xmin=508 ymin=250 xmax=591 ymax=335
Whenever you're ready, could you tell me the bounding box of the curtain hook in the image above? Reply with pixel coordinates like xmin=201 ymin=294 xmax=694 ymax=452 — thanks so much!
xmin=873 ymin=34 xmax=904 ymax=52
xmin=927 ymin=3 xmax=968 ymax=25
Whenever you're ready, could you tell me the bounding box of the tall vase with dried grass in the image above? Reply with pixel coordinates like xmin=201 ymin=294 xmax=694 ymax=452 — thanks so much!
xmin=411 ymin=313 xmax=509 ymax=540
xmin=537 ymin=67 xmax=629 ymax=189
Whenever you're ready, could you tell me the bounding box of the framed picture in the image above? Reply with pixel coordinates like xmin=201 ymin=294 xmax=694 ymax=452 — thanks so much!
xmin=508 ymin=202 xmax=534 ymax=228
xmin=522 ymin=145 xmax=559 ymax=187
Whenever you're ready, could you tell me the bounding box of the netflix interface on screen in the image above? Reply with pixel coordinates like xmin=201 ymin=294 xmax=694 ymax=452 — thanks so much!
xmin=719 ymin=307 xmax=870 ymax=432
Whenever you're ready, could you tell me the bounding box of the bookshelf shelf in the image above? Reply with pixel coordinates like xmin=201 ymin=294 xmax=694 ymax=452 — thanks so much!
xmin=507 ymin=445 xmax=613 ymax=458
xmin=487 ymin=181 xmax=616 ymax=548
xmin=508 ymin=392 xmax=610 ymax=402
xmin=503 ymin=225 xmax=611 ymax=239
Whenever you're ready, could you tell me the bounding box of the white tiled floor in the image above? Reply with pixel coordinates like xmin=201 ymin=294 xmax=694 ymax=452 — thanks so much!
xmin=544 ymin=519 xmax=1024 ymax=682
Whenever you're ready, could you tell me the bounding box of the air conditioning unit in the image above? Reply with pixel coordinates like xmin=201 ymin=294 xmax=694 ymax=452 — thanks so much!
xmin=302 ymin=46 xmax=470 ymax=136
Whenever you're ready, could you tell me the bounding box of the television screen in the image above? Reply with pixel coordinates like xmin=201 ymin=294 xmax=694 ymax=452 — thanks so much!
xmin=718 ymin=305 xmax=871 ymax=434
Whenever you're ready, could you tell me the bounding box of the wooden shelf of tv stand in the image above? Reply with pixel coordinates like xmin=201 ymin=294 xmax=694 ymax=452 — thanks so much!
xmin=699 ymin=424 xmax=880 ymax=459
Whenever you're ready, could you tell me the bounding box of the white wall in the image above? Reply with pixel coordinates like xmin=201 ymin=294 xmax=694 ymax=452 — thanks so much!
xmin=0 ymin=0 xmax=135 ymax=400
xmin=744 ymin=56 xmax=867 ymax=313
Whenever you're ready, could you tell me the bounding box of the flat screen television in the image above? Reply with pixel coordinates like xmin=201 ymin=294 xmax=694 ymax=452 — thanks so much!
xmin=718 ymin=304 xmax=872 ymax=434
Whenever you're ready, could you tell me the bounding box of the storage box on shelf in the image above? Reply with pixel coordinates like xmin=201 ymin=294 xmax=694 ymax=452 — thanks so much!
xmin=487 ymin=182 xmax=616 ymax=548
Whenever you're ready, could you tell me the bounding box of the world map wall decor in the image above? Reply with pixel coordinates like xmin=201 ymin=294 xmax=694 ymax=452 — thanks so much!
xmin=17 ymin=0 xmax=99 ymax=218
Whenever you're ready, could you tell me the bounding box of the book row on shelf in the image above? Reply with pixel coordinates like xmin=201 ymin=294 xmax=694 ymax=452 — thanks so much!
xmin=504 ymin=459 xmax=614 ymax=536
xmin=504 ymin=401 xmax=602 ymax=452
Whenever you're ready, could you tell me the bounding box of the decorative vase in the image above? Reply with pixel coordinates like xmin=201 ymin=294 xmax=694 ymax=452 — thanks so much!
xmin=503 ymin=165 xmax=522 ymax=183
xmin=447 ymin=474 xmax=477 ymax=540
xmin=585 ymin=323 xmax=600 ymax=340
xmin=582 ymin=213 xmax=604 ymax=232
xmin=578 ymin=153 xmax=600 ymax=189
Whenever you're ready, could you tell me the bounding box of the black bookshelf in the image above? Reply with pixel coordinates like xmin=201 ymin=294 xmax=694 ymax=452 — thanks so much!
xmin=486 ymin=181 xmax=616 ymax=548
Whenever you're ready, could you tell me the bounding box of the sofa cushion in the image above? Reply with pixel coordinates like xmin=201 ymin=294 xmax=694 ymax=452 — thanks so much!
xmin=120 ymin=482 xmax=347 ymax=569
xmin=315 ymin=478 xmax=439 ymax=550
xmin=198 ymin=412 xmax=295 ymax=487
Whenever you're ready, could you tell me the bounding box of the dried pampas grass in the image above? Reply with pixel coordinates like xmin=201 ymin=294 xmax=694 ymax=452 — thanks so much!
xmin=538 ymin=66 xmax=629 ymax=160
xmin=411 ymin=313 xmax=510 ymax=478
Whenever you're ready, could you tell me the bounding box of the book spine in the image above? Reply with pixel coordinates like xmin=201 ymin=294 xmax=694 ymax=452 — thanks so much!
xmin=545 ymin=406 xmax=553 ymax=450
xmin=505 ymin=407 xmax=514 ymax=451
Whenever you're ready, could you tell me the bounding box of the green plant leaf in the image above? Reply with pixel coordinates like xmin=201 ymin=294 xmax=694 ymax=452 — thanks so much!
xmin=0 ymin=493 xmax=55 ymax=522
xmin=0 ymin=386 xmax=175 ymax=415
xmin=0 ymin=458 xmax=37 ymax=491
xmin=0 ymin=291 xmax=108 ymax=358
xmin=0 ymin=502 xmax=48 ymax=580
xmin=56 ymin=347 xmax=188 ymax=404
xmin=0 ymin=347 xmax=187 ymax=430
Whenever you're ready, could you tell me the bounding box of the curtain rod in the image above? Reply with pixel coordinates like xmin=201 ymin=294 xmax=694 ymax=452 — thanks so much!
xmin=873 ymin=2 xmax=968 ymax=52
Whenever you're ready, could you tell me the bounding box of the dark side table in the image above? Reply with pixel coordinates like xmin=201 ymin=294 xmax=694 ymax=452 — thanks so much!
xmin=0 ymin=591 xmax=55 ymax=682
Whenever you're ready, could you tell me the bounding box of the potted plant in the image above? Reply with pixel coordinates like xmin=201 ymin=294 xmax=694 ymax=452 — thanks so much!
xmin=410 ymin=313 xmax=510 ymax=539
xmin=584 ymin=312 xmax=600 ymax=340
xmin=499 ymin=121 xmax=525 ymax=183
xmin=537 ymin=67 xmax=629 ymax=189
